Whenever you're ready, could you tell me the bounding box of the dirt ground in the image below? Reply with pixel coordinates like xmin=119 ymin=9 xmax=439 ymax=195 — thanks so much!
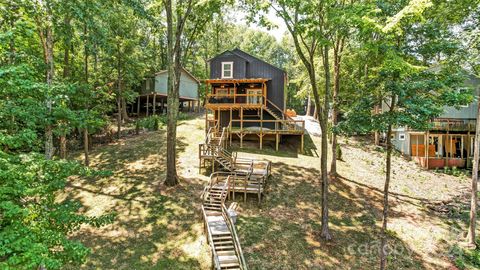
xmin=64 ymin=114 xmax=475 ymax=269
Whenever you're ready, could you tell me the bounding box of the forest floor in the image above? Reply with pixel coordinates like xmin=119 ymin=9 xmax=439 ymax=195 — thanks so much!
xmin=64 ymin=113 xmax=475 ymax=270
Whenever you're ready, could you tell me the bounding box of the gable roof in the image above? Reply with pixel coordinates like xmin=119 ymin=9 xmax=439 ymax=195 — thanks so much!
xmin=153 ymin=67 xmax=200 ymax=84
xmin=209 ymin=48 xmax=286 ymax=74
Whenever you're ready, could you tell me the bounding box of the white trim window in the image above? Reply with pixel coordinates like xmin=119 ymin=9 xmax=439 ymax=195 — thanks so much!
xmin=221 ymin=62 xmax=233 ymax=78
xmin=247 ymin=89 xmax=263 ymax=104
xmin=399 ymin=133 xmax=406 ymax=141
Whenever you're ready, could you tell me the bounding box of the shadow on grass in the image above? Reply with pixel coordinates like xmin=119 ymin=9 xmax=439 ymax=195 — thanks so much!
xmin=233 ymin=162 xmax=438 ymax=269
xmin=229 ymin=133 xmax=318 ymax=159
xmin=63 ymin=130 xmax=210 ymax=269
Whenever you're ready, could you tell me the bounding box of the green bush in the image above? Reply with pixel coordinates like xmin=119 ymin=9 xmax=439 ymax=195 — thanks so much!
xmin=138 ymin=113 xmax=192 ymax=131
xmin=336 ymin=144 xmax=343 ymax=160
xmin=452 ymin=243 xmax=480 ymax=269
xmin=0 ymin=151 xmax=114 ymax=269
xmin=138 ymin=115 xmax=163 ymax=131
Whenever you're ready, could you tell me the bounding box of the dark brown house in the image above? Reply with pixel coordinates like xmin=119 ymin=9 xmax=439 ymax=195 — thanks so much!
xmin=205 ymin=49 xmax=304 ymax=151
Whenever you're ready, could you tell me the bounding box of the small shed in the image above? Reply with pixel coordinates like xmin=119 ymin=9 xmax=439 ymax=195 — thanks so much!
xmin=136 ymin=67 xmax=200 ymax=115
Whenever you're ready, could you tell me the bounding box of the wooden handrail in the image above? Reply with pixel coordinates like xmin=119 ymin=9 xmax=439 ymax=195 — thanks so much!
xmin=202 ymin=205 xmax=222 ymax=270
xmin=230 ymin=119 xmax=304 ymax=132
xmin=265 ymin=99 xmax=284 ymax=118
xmin=222 ymin=202 xmax=248 ymax=270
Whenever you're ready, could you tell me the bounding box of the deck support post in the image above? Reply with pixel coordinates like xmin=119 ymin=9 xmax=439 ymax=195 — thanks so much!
xmin=425 ymin=131 xmax=429 ymax=169
xmin=153 ymin=93 xmax=156 ymax=115
xmin=240 ymin=134 xmax=244 ymax=148
xmin=276 ymin=133 xmax=279 ymax=151
xmin=446 ymin=130 xmax=449 ymax=167
xmin=230 ymin=108 xmax=233 ymax=146
xmin=467 ymin=130 xmax=471 ymax=167
xmin=205 ymin=109 xmax=208 ymax=133
xmin=137 ymin=96 xmax=140 ymax=116
xmin=240 ymin=107 xmax=243 ymax=131
xmin=260 ymin=108 xmax=263 ymax=150
xmin=301 ymin=134 xmax=304 ymax=154
xmin=146 ymin=94 xmax=150 ymax=117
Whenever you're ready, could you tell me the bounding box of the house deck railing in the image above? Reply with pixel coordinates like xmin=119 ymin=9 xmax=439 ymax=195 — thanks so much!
xmin=229 ymin=119 xmax=305 ymax=134
xmin=206 ymin=93 xmax=265 ymax=106
xmin=429 ymin=119 xmax=476 ymax=132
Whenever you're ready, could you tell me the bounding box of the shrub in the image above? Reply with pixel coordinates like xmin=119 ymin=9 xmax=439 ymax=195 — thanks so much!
xmin=336 ymin=144 xmax=343 ymax=160
xmin=0 ymin=151 xmax=114 ymax=269
xmin=138 ymin=115 xmax=163 ymax=131
xmin=452 ymin=242 xmax=480 ymax=269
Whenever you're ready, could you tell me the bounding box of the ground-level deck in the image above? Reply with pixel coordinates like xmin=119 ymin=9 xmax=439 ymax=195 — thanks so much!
xmin=402 ymin=130 xmax=476 ymax=169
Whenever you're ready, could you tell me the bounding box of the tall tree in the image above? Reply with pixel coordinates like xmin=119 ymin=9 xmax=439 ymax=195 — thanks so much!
xmin=162 ymin=0 xmax=222 ymax=186
xmin=244 ymin=0 xmax=335 ymax=240
xmin=463 ymin=5 xmax=480 ymax=248
xmin=341 ymin=1 xmax=473 ymax=268
xmin=32 ymin=0 xmax=56 ymax=159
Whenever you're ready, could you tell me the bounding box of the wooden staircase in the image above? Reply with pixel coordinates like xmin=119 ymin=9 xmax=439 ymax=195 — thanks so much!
xmin=202 ymin=173 xmax=248 ymax=270
xmin=199 ymin=138 xmax=271 ymax=204
xmin=263 ymin=105 xmax=282 ymax=120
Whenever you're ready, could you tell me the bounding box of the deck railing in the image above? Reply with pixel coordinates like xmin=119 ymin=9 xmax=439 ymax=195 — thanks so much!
xmin=429 ymin=119 xmax=476 ymax=131
xmin=229 ymin=119 xmax=305 ymax=133
xmin=206 ymin=93 xmax=264 ymax=106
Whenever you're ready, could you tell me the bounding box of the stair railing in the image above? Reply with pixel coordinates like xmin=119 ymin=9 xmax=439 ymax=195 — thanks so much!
xmin=202 ymin=205 xmax=222 ymax=270
xmin=221 ymin=200 xmax=248 ymax=270
xmin=266 ymin=99 xmax=285 ymax=120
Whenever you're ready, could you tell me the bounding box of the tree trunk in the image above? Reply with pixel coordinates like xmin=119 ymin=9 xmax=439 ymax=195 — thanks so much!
xmin=330 ymin=42 xmax=342 ymax=177
xmin=121 ymin=97 xmax=130 ymax=122
xmin=116 ymin=47 xmax=122 ymax=140
xmin=44 ymin=25 xmax=54 ymax=159
xmin=374 ymin=105 xmax=380 ymax=145
xmin=380 ymin=96 xmax=396 ymax=270
xmin=84 ymin=23 xmax=88 ymax=83
xmin=313 ymin=101 xmax=317 ymax=120
xmin=320 ymin=45 xmax=331 ymax=240
xmin=306 ymin=94 xmax=311 ymax=116
xmin=59 ymin=135 xmax=67 ymax=159
xmin=467 ymin=98 xmax=480 ymax=247
xmin=83 ymin=128 xmax=89 ymax=166
xmin=164 ymin=0 xmax=179 ymax=186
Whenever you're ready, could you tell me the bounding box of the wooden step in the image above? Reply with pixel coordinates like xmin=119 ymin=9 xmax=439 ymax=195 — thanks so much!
xmin=203 ymin=206 xmax=221 ymax=211
xmin=216 ymin=250 xmax=236 ymax=256
xmin=215 ymin=245 xmax=235 ymax=251
xmin=218 ymin=255 xmax=239 ymax=264
xmin=212 ymin=231 xmax=231 ymax=236
xmin=204 ymin=202 xmax=221 ymax=207
xmin=219 ymin=261 xmax=240 ymax=269
xmin=213 ymin=236 xmax=234 ymax=241
xmin=213 ymin=238 xmax=234 ymax=244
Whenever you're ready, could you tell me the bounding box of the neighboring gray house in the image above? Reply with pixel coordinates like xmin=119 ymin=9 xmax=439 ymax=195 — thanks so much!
xmin=391 ymin=74 xmax=480 ymax=169
xmin=136 ymin=67 xmax=200 ymax=115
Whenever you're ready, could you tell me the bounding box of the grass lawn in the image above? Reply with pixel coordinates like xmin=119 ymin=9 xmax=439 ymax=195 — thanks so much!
xmin=65 ymin=114 xmax=476 ymax=269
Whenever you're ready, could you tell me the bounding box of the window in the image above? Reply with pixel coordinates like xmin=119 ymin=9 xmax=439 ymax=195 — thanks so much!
xmin=221 ymin=62 xmax=233 ymax=78
xmin=399 ymin=133 xmax=406 ymax=141
xmin=247 ymin=89 xmax=263 ymax=104
xmin=216 ymin=88 xmax=229 ymax=96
